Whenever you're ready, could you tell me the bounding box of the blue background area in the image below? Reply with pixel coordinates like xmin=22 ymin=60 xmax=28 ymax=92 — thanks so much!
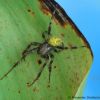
xmin=56 ymin=0 xmax=100 ymax=98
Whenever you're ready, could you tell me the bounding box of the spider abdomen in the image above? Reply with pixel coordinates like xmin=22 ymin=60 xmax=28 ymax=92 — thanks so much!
xmin=37 ymin=42 xmax=52 ymax=57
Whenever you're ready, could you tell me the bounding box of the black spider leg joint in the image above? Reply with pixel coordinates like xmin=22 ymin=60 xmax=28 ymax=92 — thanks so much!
xmin=0 ymin=42 xmax=40 ymax=80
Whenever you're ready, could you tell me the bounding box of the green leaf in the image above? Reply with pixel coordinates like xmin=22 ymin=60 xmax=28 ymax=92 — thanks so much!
xmin=0 ymin=0 xmax=93 ymax=100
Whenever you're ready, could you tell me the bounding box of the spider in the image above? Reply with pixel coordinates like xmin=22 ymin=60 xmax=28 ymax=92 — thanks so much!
xmin=0 ymin=10 xmax=86 ymax=86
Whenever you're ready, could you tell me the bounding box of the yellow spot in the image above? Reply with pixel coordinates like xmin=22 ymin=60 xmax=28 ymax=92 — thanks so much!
xmin=48 ymin=37 xmax=62 ymax=46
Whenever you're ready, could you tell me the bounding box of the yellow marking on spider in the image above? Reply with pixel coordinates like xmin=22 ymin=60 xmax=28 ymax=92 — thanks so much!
xmin=48 ymin=37 xmax=62 ymax=46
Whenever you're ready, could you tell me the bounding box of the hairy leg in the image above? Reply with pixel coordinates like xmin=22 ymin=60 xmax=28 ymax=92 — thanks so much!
xmin=47 ymin=10 xmax=56 ymax=36
xmin=55 ymin=45 xmax=87 ymax=53
xmin=28 ymin=56 xmax=49 ymax=86
xmin=0 ymin=43 xmax=39 ymax=80
xmin=41 ymin=21 xmax=52 ymax=41
xmin=41 ymin=10 xmax=56 ymax=41
xmin=22 ymin=42 xmax=40 ymax=60
xmin=0 ymin=55 xmax=28 ymax=80
xmin=48 ymin=54 xmax=54 ymax=84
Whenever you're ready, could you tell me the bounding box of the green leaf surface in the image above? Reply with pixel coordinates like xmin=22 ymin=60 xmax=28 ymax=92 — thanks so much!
xmin=0 ymin=0 xmax=93 ymax=100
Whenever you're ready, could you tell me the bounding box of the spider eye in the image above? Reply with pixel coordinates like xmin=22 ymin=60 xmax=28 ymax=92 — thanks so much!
xmin=48 ymin=37 xmax=62 ymax=46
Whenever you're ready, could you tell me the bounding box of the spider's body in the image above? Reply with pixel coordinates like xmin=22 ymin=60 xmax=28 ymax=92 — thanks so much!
xmin=37 ymin=37 xmax=63 ymax=57
xmin=0 ymin=11 xmax=86 ymax=86
xmin=37 ymin=42 xmax=53 ymax=57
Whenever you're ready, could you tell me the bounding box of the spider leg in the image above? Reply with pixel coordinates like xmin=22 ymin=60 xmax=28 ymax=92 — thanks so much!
xmin=0 ymin=43 xmax=39 ymax=80
xmin=55 ymin=45 xmax=87 ymax=52
xmin=47 ymin=10 xmax=56 ymax=36
xmin=48 ymin=54 xmax=54 ymax=85
xmin=41 ymin=19 xmax=52 ymax=41
xmin=22 ymin=47 xmax=38 ymax=61
xmin=47 ymin=21 xmax=52 ymax=36
xmin=54 ymin=43 xmax=64 ymax=53
xmin=28 ymin=56 xmax=49 ymax=86
xmin=0 ymin=54 xmax=27 ymax=80
xmin=41 ymin=10 xmax=56 ymax=41
xmin=22 ymin=42 xmax=40 ymax=60
xmin=22 ymin=42 xmax=40 ymax=53
xmin=0 ymin=60 xmax=20 ymax=80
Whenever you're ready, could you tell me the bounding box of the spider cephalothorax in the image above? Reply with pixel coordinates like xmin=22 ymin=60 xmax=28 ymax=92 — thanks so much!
xmin=0 ymin=11 xmax=86 ymax=86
